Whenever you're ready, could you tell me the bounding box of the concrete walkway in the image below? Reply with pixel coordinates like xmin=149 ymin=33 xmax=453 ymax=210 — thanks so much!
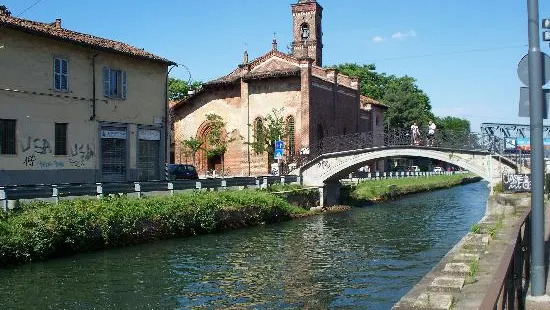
xmin=525 ymin=203 xmax=550 ymax=309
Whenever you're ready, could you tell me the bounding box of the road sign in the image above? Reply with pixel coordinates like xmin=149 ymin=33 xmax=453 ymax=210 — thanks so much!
xmin=274 ymin=140 xmax=284 ymax=150
xmin=517 ymin=53 xmax=550 ymax=86
xmin=518 ymin=87 xmax=549 ymax=119
xmin=274 ymin=148 xmax=284 ymax=159
xmin=274 ymin=140 xmax=284 ymax=160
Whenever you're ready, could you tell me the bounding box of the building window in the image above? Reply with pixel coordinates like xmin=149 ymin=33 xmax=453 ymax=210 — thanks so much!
xmin=301 ymin=23 xmax=310 ymax=40
xmin=253 ymin=117 xmax=265 ymax=153
xmin=0 ymin=119 xmax=16 ymax=155
xmin=286 ymin=116 xmax=295 ymax=157
xmin=103 ymin=67 xmax=127 ymax=99
xmin=54 ymin=57 xmax=69 ymax=92
xmin=254 ymin=118 xmax=264 ymax=143
xmin=55 ymin=123 xmax=67 ymax=155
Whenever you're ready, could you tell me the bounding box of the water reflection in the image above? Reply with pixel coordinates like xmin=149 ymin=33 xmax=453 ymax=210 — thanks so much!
xmin=0 ymin=182 xmax=488 ymax=309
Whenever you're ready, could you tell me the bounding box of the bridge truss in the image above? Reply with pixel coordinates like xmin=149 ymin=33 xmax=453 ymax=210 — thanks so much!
xmin=480 ymin=122 xmax=550 ymax=138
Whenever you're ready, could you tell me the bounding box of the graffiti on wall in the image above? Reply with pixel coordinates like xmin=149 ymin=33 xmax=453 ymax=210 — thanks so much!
xmin=21 ymin=136 xmax=95 ymax=169
xmin=68 ymin=143 xmax=95 ymax=167
xmin=21 ymin=137 xmax=52 ymax=154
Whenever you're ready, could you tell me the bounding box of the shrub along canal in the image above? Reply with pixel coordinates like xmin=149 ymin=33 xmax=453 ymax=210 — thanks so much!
xmin=0 ymin=181 xmax=488 ymax=309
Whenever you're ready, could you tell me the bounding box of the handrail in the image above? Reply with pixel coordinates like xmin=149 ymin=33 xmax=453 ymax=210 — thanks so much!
xmin=479 ymin=208 xmax=531 ymax=310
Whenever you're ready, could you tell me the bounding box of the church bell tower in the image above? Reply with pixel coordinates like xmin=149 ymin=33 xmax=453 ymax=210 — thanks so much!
xmin=291 ymin=0 xmax=323 ymax=67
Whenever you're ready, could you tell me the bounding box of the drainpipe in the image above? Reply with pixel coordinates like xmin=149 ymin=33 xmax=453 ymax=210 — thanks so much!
xmin=90 ymin=53 xmax=99 ymax=121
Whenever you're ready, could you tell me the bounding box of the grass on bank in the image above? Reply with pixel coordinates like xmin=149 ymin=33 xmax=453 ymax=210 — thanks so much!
xmin=0 ymin=190 xmax=309 ymax=267
xmin=348 ymin=173 xmax=478 ymax=202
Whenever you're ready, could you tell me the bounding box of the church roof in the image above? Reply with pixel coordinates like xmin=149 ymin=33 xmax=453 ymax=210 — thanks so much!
xmin=204 ymin=50 xmax=300 ymax=87
xmin=172 ymin=48 xmax=363 ymax=111
xmin=0 ymin=12 xmax=175 ymax=65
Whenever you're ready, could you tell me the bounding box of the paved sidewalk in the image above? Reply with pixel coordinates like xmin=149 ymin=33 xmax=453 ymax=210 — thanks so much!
xmin=525 ymin=203 xmax=550 ymax=310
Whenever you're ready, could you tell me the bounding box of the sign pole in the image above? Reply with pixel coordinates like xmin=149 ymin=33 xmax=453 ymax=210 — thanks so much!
xmin=527 ymin=0 xmax=546 ymax=297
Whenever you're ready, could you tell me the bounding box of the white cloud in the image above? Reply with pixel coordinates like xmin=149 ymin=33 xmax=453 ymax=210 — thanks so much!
xmin=372 ymin=36 xmax=385 ymax=43
xmin=391 ymin=30 xmax=417 ymax=40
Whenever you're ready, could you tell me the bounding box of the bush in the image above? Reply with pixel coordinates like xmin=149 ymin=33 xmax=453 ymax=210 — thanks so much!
xmin=492 ymin=182 xmax=504 ymax=193
xmin=0 ymin=190 xmax=308 ymax=267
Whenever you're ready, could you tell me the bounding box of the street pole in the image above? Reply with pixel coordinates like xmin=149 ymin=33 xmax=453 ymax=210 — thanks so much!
xmin=527 ymin=0 xmax=546 ymax=297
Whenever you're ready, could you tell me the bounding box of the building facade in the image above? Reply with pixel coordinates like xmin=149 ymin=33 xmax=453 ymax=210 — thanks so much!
xmin=0 ymin=7 xmax=175 ymax=185
xmin=171 ymin=0 xmax=386 ymax=176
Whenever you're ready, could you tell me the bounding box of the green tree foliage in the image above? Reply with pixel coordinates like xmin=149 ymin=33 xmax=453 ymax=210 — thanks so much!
xmin=168 ymin=77 xmax=202 ymax=101
xmin=334 ymin=63 xmax=471 ymax=131
xmin=382 ymin=76 xmax=434 ymax=129
xmin=250 ymin=108 xmax=288 ymax=156
xmin=334 ymin=63 xmax=391 ymax=101
xmin=205 ymin=114 xmax=230 ymax=158
xmin=204 ymin=114 xmax=236 ymax=174
xmin=435 ymin=116 xmax=471 ymax=132
xmin=181 ymin=136 xmax=204 ymax=166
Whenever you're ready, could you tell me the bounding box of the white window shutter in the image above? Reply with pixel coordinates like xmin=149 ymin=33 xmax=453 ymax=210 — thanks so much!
xmin=122 ymin=71 xmax=127 ymax=99
xmin=103 ymin=67 xmax=110 ymax=97
xmin=54 ymin=58 xmax=60 ymax=74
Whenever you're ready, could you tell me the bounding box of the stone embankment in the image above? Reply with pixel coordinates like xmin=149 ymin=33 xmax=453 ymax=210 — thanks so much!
xmin=392 ymin=193 xmax=530 ymax=310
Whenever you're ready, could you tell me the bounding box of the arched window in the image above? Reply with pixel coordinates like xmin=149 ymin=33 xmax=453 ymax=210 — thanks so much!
xmin=286 ymin=116 xmax=296 ymax=157
xmin=254 ymin=117 xmax=264 ymax=143
xmin=317 ymin=123 xmax=324 ymax=151
xmin=300 ymin=23 xmax=310 ymax=40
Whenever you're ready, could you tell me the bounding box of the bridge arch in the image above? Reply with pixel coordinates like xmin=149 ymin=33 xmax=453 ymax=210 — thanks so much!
xmin=299 ymin=146 xmax=519 ymax=187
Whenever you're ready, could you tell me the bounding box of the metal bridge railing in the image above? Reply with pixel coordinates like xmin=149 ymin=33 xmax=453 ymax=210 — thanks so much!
xmin=479 ymin=209 xmax=531 ymax=310
xmin=283 ymin=129 xmax=505 ymax=170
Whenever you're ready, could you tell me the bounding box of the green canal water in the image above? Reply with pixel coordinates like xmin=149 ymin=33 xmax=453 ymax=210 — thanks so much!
xmin=0 ymin=182 xmax=488 ymax=310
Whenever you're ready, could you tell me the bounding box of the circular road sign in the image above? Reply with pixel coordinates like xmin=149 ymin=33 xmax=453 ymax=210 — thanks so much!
xmin=517 ymin=53 xmax=550 ymax=86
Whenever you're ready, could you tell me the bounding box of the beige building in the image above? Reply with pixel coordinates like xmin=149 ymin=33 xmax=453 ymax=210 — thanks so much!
xmin=171 ymin=0 xmax=387 ymax=175
xmin=0 ymin=6 xmax=175 ymax=185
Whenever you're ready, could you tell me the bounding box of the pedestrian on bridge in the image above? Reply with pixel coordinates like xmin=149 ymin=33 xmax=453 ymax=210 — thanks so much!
xmin=411 ymin=122 xmax=420 ymax=145
xmin=427 ymin=121 xmax=436 ymax=146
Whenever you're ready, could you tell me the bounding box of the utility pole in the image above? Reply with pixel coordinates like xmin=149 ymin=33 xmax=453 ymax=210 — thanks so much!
xmin=527 ymin=0 xmax=546 ymax=297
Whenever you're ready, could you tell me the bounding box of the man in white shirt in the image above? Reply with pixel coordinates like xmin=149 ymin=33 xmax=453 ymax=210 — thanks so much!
xmin=427 ymin=121 xmax=436 ymax=146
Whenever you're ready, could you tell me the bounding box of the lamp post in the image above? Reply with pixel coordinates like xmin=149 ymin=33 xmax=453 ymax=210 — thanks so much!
xmin=526 ymin=0 xmax=547 ymax=298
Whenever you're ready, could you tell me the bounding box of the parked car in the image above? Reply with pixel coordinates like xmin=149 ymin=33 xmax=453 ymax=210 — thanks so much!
xmin=168 ymin=164 xmax=199 ymax=180
xmin=409 ymin=165 xmax=420 ymax=172
xmin=433 ymin=166 xmax=443 ymax=173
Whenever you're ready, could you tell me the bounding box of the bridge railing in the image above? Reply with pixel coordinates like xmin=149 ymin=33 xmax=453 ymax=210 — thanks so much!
xmin=479 ymin=209 xmax=531 ymax=310
xmin=315 ymin=129 xmax=503 ymax=156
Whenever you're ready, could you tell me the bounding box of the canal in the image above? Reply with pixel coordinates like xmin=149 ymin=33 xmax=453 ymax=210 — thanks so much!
xmin=0 ymin=182 xmax=488 ymax=310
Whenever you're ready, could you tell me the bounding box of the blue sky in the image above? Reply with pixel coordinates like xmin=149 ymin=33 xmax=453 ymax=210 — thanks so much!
xmin=4 ymin=0 xmax=550 ymax=131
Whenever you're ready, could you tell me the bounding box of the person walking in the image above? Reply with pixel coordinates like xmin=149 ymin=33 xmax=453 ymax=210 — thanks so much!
xmin=410 ymin=122 xmax=420 ymax=145
xmin=427 ymin=121 xmax=436 ymax=146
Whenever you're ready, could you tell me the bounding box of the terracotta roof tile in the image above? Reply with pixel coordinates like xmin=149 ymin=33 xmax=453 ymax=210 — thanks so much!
xmin=361 ymin=95 xmax=388 ymax=108
xmin=0 ymin=14 xmax=175 ymax=65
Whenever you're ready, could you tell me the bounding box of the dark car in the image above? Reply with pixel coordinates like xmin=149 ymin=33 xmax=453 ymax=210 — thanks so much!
xmin=168 ymin=164 xmax=199 ymax=180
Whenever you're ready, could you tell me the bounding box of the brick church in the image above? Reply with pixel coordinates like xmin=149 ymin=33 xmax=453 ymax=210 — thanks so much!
xmin=171 ymin=0 xmax=386 ymax=176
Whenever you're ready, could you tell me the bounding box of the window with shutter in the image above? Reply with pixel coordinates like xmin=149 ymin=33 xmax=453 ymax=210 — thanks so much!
xmin=103 ymin=67 xmax=127 ymax=99
xmin=53 ymin=57 xmax=69 ymax=92
xmin=103 ymin=67 xmax=110 ymax=97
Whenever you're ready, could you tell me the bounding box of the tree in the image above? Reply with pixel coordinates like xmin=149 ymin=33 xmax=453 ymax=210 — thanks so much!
xmin=181 ymin=136 xmax=204 ymax=166
xmin=382 ymin=76 xmax=434 ymax=129
xmin=204 ymin=113 xmax=234 ymax=174
xmin=334 ymin=63 xmax=392 ymax=101
xmin=435 ymin=116 xmax=471 ymax=132
xmin=250 ymin=108 xmax=288 ymax=157
xmin=168 ymin=77 xmax=202 ymax=102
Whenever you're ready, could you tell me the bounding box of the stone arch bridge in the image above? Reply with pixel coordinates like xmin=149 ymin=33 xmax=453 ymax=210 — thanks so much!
xmin=293 ymin=130 xmax=522 ymax=206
